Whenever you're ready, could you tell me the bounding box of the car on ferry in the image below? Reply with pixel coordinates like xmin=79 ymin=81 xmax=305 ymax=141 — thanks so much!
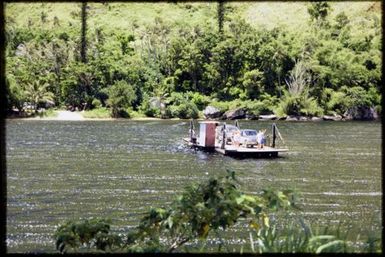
xmin=239 ymin=129 xmax=257 ymax=147
xmin=215 ymin=124 xmax=240 ymax=144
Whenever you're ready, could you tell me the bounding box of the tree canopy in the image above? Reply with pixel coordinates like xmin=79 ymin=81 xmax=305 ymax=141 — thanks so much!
xmin=5 ymin=2 xmax=382 ymax=118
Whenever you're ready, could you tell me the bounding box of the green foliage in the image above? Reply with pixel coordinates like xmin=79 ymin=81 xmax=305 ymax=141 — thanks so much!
xmin=139 ymin=94 xmax=161 ymax=118
xmin=166 ymin=92 xmax=199 ymax=119
xmin=210 ymin=95 xmax=278 ymax=117
xmin=217 ymin=1 xmax=225 ymax=34
xmin=103 ymin=80 xmax=137 ymax=118
xmin=186 ymin=92 xmax=211 ymax=111
xmin=341 ymin=86 xmax=374 ymax=109
xmin=83 ymin=107 xmax=111 ymax=118
xmin=24 ymin=80 xmax=55 ymax=113
xmin=127 ymin=109 xmax=146 ymax=119
xmin=4 ymin=2 xmax=381 ymax=118
xmin=37 ymin=108 xmax=57 ymax=118
xmin=91 ymin=98 xmax=102 ymax=108
xmin=254 ymin=215 xmax=382 ymax=254
xmin=321 ymin=88 xmax=348 ymax=115
xmin=307 ymin=1 xmax=331 ymax=23
xmin=6 ymin=74 xmax=25 ymax=112
xmin=60 ymin=62 xmax=92 ymax=108
xmin=254 ymin=217 xmax=347 ymax=253
xmin=209 ymin=100 xmax=231 ymax=113
xmin=54 ymin=218 xmax=123 ymax=253
xmin=6 ymin=27 xmax=35 ymax=51
xmin=274 ymin=90 xmax=323 ymax=117
xmin=167 ymin=102 xmax=199 ymax=119
xmin=241 ymin=69 xmax=264 ymax=100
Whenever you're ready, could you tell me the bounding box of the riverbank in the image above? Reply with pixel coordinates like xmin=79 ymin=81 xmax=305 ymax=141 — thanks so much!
xmin=6 ymin=109 xmax=380 ymax=122
xmin=8 ymin=110 xmax=168 ymax=121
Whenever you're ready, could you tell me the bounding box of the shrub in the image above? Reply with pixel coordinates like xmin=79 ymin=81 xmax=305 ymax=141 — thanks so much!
xmin=37 ymin=108 xmax=57 ymax=118
xmin=166 ymin=92 xmax=199 ymax=119
xmin=168 ymin=102 xmax=199 ymax=119
xmin=139 ymin=97 xmax=161 ymax=117
xmin=341 ymin=86 xmax=375 ymax=109
xmin=374 ymin=105 xmax=381 ymax=117
xmin=243 ymin=100 xmax=274 ymax=116
xmin=127 ymin=109 xmax=146 ymax=118
xmin=117 ymin=108 xmax=130 ymax=118
xmin=274 ymin=90 xmax=323 ymax=117
xmin=322 ymin=88 xmax=349 ymax=115
xmin=83 ymin=107 xmax=111 ymax=118
xmin=209 ymin=100 xmax=231 ymax=113
xmin=186 ymin=91 xmax=211 ymax=110
xmin=103 ymin=80 xmax=137 ymax=118
xmin=300 ymin=97 xmax=324 ymax=116
xmin=210 ymin=95 xmax=276 ymax=117
xmin=92 ymin=98 xmax=102 ymax=108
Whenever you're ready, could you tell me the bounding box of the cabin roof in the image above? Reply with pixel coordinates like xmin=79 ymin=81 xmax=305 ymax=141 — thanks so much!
xmin=198 ymin=121 xmax=220 ymax=124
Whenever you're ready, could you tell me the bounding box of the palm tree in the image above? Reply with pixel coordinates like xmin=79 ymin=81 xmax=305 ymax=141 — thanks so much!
xmin=24 ymin=80 xmax=54 ymax=113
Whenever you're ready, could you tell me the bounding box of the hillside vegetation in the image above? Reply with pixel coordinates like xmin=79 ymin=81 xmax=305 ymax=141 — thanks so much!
xmin=5 ymin=2 xmax=382 ymax=119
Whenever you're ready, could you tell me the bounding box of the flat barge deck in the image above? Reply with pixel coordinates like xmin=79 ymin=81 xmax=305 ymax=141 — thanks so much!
xmin=183 ymin=138 xmax=288 ymax=157
xmin=183 ymin=119 xmax=288 ymax=158
xmin=215 ymin=145 xmax=288 ymax=157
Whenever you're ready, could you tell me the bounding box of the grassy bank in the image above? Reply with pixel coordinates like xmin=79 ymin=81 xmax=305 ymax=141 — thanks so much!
xmin=82 ymin=107 xmax=110 ymax=119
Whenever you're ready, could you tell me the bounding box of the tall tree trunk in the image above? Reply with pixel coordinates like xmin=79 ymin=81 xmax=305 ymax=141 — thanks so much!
xmin=192 ymin=73 xmax=198 ymax=92
xmin=217 ymin=1 xmax=225 ymax=35
xmin=81 ymin=2 xmax=87 ymax=63
xmin=0 ymin=2 xmax=7 ymax=235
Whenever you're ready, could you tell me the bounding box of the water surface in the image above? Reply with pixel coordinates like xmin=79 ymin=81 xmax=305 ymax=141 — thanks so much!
xmin=6 ymin=120 xmax=382 ymax=253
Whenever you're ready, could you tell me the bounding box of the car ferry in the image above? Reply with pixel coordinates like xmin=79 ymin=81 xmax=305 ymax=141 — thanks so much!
xmin=183 ymin=120 xmax=288 ymax=158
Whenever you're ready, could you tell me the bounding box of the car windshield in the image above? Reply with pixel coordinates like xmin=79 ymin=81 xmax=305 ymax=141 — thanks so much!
xmin=226 ymin=126 xmax=239 ymax=132
xmin=243 ymin=130 xmax=256 ymax=136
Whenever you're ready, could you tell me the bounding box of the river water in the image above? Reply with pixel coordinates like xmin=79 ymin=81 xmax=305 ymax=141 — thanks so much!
xmin=5 ymin=120 xmax=382 ymax=253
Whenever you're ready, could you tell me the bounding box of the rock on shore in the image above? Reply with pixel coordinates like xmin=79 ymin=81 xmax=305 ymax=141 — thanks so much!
xmin=222 ymin=108 xmax=245 ymax=120
xmin=203 ymin=106 xmax=223 ymax=119
xmin=323 ymin=114 xmax=342 ymax=121
xmin=259 ymin=114 xmax=277 ymax=120
xmin=344 ymin=106 xmax=378 ymax=120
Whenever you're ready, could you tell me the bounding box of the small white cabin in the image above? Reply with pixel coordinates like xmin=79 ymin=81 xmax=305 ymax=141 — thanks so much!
xmin=197 ymin=121 xmax=219 ymax=148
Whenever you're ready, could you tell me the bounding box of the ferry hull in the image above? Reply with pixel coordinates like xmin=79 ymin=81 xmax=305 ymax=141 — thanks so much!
xmin=183 ymin=138 xmax=288 ymax=158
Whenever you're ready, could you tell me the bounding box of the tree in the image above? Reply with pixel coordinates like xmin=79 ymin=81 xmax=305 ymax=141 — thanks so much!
xmin=308 ymin=1 xmax=331 ymax=22
xmin=4 ymin=2 xmax=381 ymax=119
xmin=60 ymin=62 xmax=94 ymax=108
xmin=285 ymin=60 xmax=309 ymax=97
xmin=81 ymin=2 xmax=87 ymax=63
xmin=275 ymin=60 xmax=323 ymax=117
xmin=104 ymin=80 xmax=137 ymax=117
xmin=177 ymin=42 xmax=204 ymax=92
xmin=205 ymin=38 xmax=243 ymax=100
xmin=217 ymin=1 xmax=225 ymax=35
xmin=116 ymin=33 xmax=135 ymax=55
xmin=307 ymin=1 xmax=331 ymax=27
xmin=241 ymin=69 xmax=264 ymax=100
xmin=24 ymin=80 xmax=54 ymax=113
xmin=5 ymin=75 xmax=26 ymax=114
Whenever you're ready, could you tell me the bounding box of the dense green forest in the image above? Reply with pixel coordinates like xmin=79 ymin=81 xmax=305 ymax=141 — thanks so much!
xmin=5 ymin=1 xmax=382 ymax=119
